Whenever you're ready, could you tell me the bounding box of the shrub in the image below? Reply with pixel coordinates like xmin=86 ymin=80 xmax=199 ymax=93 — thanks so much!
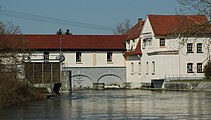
xmin=204 ymin=61 xmax=211 ymax=79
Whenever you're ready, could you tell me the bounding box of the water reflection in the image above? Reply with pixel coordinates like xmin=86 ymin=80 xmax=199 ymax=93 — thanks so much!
xmin=1 ymin=90 xmax=211 ymax=119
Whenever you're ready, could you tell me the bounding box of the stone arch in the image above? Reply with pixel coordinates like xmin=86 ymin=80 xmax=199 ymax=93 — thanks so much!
xmin=97 ymin=74 xmax=124 ymax=87
xmin=71 ymin=74 xmax=93 ymax=88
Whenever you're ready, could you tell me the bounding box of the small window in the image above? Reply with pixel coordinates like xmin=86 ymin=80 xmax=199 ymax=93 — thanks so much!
xmin=146 ymin=62 xmax=149 ymax=75
xmin=160 ymin=38 xmax=165 ymax=47
xmin=143 ymin=40 xmax=146 ymax=49
xmin=138 ymin=62 xmax=141 ymax=75
xmin=44 ymin=52 xmax=49 ymax=62
xmin=107 ymin=52 xmax=112 ymax=63
xmin=197 ymin=63 xmax=203 ymax=73
xmin=76 ymin=52 xmax=82 ymax=63
xmin=152 ymin=61 xmax=155 ymax=75
xmin=187 ymin=43 xmax=193 ymax=53
xmin=197 ymin=43 xmax=203 ymax=53
xmin=187 ymin=63 xmax=194 ymax=73
xmin=126 ymin=41 xmax=130 ymax=51
xmin=131 ymin=62 xmax=134 ymax=75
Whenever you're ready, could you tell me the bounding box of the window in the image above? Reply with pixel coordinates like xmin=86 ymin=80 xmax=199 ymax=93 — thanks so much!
xmin=107 ymin=52 xmax=112 ymax=63
xmin=131 ymin=63 xmax=134 ymax=75
xmin=160 ymin=38 xmax=165 ymax=47
xmin=138 ymin=62 xmax=141 ymax=75
xmin=197 ymin=43 xmax=203 ymax=53
xmin=187 ymin=43 xmax=193 ymax=53
xmin=44 ymin=52 xmax=49 ymax=62
xmin=146 ymin=62 xmax=149 ymax=75
xmin=126 ymin=41 xmax=130 ymax=51
xmin=143 ymin=40 xmax=146 ymax=49
xmin=197 ymin=63 xmax=203 ymax=73
xmin=152 ymin=61 xmax=155 ymax=75
xmin=187 ymin=63 xmax=193 ymax=73
xmin=76 ymin=52 xmax=82 ymax=63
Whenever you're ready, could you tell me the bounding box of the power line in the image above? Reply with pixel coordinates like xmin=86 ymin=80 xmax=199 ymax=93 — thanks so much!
xmin=0 ymin=9 xmax=115 ymax=31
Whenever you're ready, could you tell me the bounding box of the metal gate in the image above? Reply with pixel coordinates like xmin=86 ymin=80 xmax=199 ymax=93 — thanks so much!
xmin=24 ymin=62 xmax=61 ymax=84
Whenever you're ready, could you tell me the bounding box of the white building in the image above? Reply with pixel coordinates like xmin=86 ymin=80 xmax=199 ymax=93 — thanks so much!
xmin=21 ymin=34 xmax=127 ymax=90
xmin=139 ymin=15 xmax=210 ymax=87
xmin=3 ymin=14 xmax=210 ymax=90
xmin=124 ymin=18 xmax=144 ymax=88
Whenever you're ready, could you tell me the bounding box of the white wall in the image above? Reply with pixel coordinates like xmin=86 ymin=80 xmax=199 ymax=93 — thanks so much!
xmin=140 ymin=16 xmax=210 ymax=83
xmin=30 ymin=51 xmax=126 ymax=68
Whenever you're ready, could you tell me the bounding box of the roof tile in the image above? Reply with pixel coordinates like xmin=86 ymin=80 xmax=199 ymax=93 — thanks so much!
xmin=148 ymin=15 xmax=209 ymax=35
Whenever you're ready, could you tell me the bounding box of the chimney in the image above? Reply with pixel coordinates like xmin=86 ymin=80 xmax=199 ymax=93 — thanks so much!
xmin=138 ymin=18 xmax=142 ymax=22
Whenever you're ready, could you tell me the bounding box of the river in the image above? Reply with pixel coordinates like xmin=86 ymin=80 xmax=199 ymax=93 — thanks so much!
xmin=1 ymin=90 xmax=211 ymax=120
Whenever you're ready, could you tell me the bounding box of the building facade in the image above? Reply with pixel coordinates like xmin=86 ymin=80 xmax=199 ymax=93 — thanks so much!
xmin=3 ymin=14 xmax=210 ymax=90
xmin=139 ymin=15 xmax=210 ymax=87
xmin=124 ymin=18 xmax=144 ymax=88
xmin=22 ymin=35 xmax=127 ymax=90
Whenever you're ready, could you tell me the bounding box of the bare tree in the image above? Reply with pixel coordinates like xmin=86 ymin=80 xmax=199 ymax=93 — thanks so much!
xmin=0 ymin=21 xmax=33 ymax=107
xmin=177 ymin=0 xmax=211 ymax=19
xmin=113 ymin=18 xmax=132 ymax=35
xmin=176 ymin=0 xmax=211 ymax=78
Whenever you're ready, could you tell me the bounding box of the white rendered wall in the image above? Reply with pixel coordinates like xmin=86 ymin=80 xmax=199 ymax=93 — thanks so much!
xmin=140 ymin=16 xmax=210 ymax=83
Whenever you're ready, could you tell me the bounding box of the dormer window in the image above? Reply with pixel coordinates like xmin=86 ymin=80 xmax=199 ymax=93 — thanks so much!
xmin=126 ymin=41 xmax=130 ymax=51
xmin=142 ymin=32 xmax=152 ymax=49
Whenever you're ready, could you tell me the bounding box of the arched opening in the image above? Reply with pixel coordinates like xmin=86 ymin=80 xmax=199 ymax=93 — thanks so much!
xmin=97 ymin=74 xmax=123 ymax=88
xmin=71 ymin=75 xmax=93 ymax=89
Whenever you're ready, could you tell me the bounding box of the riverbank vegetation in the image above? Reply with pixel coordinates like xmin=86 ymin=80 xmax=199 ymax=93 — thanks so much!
xmin=0 ymin=21 xmax=45 ymax=108
xmin=0 ymin=77 xmax=45 ymax=108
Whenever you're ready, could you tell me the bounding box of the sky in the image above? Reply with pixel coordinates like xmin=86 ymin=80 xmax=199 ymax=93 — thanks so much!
xmin=0 ymin=0 xmax=181 ymax=35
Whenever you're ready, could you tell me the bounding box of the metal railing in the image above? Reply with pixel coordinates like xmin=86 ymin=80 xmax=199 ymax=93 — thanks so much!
xmin=165 ymin=74 xmax=204 ymax=81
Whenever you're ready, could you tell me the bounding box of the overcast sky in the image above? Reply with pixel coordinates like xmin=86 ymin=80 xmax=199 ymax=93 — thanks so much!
xmin=0 ymin=0 xmax=181 ymax=34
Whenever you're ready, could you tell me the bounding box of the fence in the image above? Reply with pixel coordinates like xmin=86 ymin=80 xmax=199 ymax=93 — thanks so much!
xmin=165 ymin=74 xmax=204 ymax=81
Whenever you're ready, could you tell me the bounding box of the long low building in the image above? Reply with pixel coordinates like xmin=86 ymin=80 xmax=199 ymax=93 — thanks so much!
xmin=21 ymin=34 xmax=128 ymax=90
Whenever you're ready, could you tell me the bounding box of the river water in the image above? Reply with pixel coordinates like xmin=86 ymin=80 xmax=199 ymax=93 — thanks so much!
xmin=1 ymin=90 xmax=211 ymax=120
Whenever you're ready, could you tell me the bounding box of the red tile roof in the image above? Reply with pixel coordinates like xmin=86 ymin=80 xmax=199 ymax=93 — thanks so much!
xmin=124 ymin=40 xmax=142 ymax=56
xmin=148 ymin=15 xmax=209 ymax=35
xmin=16 ymin=34 xmax=127 ymax=51
xmin=125 ymin=18 xmax=144 ymax=40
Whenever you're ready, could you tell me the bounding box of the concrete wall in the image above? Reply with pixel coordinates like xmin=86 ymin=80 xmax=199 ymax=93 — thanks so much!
xmin=62 ymin=67 xmax=126 ymax=90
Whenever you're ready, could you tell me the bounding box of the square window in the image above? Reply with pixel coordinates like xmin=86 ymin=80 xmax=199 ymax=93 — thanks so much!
xmin=44 ymin=52 xmax=49 ymax=62
xmin=197 ymin=63 xmax=203 ymax=73
xmin=187 ymin=63 xmax=193 ymax=73
xmin=197 ymin=43 xmax=203 ymax=53
xmin=76 ymin=52 xmax=82 ymax=63
xmin=107 ymin=52 xmax=112 ymax=63
xmin=160 ymin=38 xmax=165 ymax=47
xmin=187 ymin=43 xmax=193 ymax=53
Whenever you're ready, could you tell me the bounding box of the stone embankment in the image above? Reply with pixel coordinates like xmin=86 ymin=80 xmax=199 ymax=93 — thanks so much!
xmin=164 ymin=81 xmax=200 ymax=90
xmin=194 ymin=82 xmax=211 ymax=91
xmin=164 ymin=81 xmax=211 ymax=91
